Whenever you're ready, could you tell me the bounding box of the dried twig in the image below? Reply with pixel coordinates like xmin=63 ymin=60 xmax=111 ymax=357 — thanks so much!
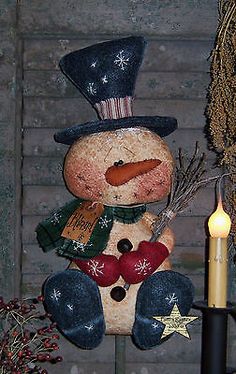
xmin=150 ymin=143 xmax=220 ymax=242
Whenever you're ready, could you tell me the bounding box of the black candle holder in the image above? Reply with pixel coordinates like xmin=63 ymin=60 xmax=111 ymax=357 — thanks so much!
xmin=193 ymin=301 xmax=236 ymax=374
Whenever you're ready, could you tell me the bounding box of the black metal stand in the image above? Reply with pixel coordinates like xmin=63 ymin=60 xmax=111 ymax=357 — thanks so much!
xmin=193 ymin=301 xmax=236 ymax=374
xmin=115 ymin=335 xmax=126 ymax=374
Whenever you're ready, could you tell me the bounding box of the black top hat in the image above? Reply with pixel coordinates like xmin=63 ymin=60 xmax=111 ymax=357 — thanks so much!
xmin=54 ymin=36 xmax=177 ymax=145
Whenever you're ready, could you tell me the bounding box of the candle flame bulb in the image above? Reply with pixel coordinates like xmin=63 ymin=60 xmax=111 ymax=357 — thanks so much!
xmin=208 ymin=197 xmax=231 ymax=238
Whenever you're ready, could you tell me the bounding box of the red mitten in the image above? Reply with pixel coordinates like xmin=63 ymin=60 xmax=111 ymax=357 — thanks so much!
xmin=119 ymin=241 xmax=169 ymax=284
xmin=74 ymin=254 xmax=120 ymax=287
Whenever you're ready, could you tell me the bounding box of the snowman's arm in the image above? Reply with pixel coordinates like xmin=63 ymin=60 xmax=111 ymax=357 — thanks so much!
xmin=142 ymin=211 xmax=175 ymax=254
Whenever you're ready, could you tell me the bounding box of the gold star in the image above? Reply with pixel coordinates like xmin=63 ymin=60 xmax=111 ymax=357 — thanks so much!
xmin=153 ymin=303 xmax=198 ymax=339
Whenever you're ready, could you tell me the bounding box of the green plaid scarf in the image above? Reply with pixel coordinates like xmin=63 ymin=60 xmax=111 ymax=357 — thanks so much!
xmin=36 ymin=198 xmax=146 ymax=260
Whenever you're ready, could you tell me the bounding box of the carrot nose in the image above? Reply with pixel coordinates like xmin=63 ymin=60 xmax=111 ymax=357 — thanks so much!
xmin=105 ymin=159 xmax=162 ymax=186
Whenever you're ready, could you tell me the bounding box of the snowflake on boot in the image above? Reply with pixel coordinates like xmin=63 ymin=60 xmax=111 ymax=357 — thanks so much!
xmin=85 ymin=324 xmax=94 ymax=332
xmin=67 ymin=303 xmax=74 ymax=312
xmin=50 ymin=288 xmax=61 ymax=302
xmin=165 ymin=293 xmax=179 ymax=305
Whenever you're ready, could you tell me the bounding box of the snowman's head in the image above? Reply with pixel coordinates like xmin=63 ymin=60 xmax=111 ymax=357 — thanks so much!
xmin=63 ymin=127 xmax=174 ymax=206
xmin=57 ymin=36 xmax=177 ymax=206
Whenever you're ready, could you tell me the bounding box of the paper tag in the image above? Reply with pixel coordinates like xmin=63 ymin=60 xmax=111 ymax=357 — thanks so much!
xmin=61 ymin=201 xmax=104 ymax=244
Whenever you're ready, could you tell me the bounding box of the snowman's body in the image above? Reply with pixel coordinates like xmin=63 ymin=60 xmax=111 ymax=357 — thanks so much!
xmin=71 ymin=215 xmax=174 ymax=335
xmin=38 ymin=37 xmax=194 ymax=350
xmin=64 ymin=127 xmax=175 ymax=335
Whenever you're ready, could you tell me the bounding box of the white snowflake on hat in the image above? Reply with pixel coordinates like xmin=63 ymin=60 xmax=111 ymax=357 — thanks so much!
xmin=90 ymin=61 xmax=97 ymax=68
xmin=87 ymin=82 xmax=97 ymax=95
xmin=114 ymin=50 xmax=130 ymax=70
xmin=101 ymin=75 xmax=108 ymax=84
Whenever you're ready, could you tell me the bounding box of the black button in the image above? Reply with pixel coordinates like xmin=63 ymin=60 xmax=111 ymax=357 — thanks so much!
xmin=110 ymin=286 xmax=126 ymax=302
xmin=117 ymin=238 xmax=133 ymax=253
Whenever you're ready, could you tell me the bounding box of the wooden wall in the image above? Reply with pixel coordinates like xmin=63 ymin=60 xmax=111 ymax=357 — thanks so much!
xmin=1 ymin=1 xmax=235 ymax=372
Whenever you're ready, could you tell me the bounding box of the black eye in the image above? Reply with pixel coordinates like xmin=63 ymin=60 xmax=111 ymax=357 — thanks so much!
xmin=114 ymin=160 xmax=124 ymax=166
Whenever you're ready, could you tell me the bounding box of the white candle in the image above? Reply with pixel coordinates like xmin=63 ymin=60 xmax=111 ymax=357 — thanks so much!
xmin=208 ymin=196 xmax=231 ymax=308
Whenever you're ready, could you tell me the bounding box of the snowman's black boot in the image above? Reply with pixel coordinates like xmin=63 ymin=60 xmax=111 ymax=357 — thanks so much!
xmin=43 ymin=269 xmax=105 ymax=349
xmin=132 ymin=270 xmax=194 ymax=350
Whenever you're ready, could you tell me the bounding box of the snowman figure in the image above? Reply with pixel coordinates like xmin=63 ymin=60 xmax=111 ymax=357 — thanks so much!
xmin=36 ymin=36 xmax=194 ymax=350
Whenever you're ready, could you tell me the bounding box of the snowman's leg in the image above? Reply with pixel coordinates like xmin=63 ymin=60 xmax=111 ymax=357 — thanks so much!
xmin=132 ymin=270 xmax=194 ymax=350
xmin=43 ymin=269 xmax=105 ymax=349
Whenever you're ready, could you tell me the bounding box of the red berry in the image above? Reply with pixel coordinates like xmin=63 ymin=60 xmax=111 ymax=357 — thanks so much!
xmin=51 ymin=343 xmax=59 ymax=350
xmin=52 ymin=334 xmax=59 ymax=340
xmin=56 ymin=356 xmax=63 ymax=362
xmin=37 ymin=354 xmax=45 ymax=362
xmin=18 ymin=351 xmax=24 ymax=357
